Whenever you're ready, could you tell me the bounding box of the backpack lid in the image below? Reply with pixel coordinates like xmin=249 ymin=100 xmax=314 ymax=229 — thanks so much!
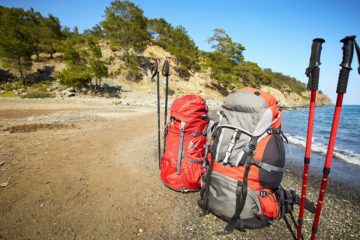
xmin=219 ymin=88 xmax=280 ymax=136
xmin=170 ymin=94 xmax=208 ymax=122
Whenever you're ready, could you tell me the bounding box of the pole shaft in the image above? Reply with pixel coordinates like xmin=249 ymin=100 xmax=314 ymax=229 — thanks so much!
xmin=297 ymin=90 xmax=317 ymax=239
xmin=310 ymin=93 xmax=344 ymax=240
xmin=157 ymin=72 xmax=161 ymax=168
xmin=164 ymin=75 xmax=169 ymax=125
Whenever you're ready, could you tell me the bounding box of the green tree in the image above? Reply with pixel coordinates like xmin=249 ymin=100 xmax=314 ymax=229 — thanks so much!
xmin=59 ymin=41 xmax=90 ymax=89
xmin=148 ymin=18 xmax=172 ymax=42
xmin=89 ymin=59 xmax=108 ymax=91
xmin=0 ymin=7 xmax=33 ymax=83
xmin=41 ymin=14 xmax=63 ymax=58
xmin=102 ymin=0 xmax=149 ymax=62
xmin=168 ymin=26 xmax=199 ymax=78
xmin=27 ymin=7 xmax=43 ymax=60
xmin=84 ymin=24 xmax=104 ymax=39
xmin=58 ymin=68 xmax=91 ymax=90
xmin=73 ymin=26 xmax=79 ymax=35
xmin=148 ymin=19 xmax=199 ymax=79
xmin=126 ymin=53 xmax=141 ymax=81
xmin=208 ymin=28 xmax=245 ymax=65
xmin=266 ymin=69 xmax=307 ymax=95
xmin=206 ymin=28 xmax=245 ymax=88
xmin=62 ymin=42 xmax=82 ymax=65
xmin=236 ymin=61 xmax=272 ymax=87
xmin=87 ymin=38 xmax=109 ymax=91
xmin=60 ymin=38 xmax=109 ymax=92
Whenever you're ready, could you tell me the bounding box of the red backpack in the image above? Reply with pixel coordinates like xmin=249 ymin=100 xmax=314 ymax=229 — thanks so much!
xmin=160 ymin=94 xmax=210 ymax=192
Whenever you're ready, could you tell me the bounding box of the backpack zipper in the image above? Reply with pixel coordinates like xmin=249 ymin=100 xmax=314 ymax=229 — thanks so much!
xmin=176 ymin=121 xmax=186 ymax=175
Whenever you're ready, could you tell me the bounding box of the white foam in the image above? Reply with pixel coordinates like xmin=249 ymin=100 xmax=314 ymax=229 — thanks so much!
xmin=285 ymin=134 xmax=360 ymax=166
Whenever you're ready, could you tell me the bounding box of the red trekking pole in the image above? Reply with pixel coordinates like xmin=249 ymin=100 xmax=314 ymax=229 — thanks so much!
xmin=296 ymin=38 xmax=325 ymax=240
xmin=310 ymin=35 xmax=356 ymax=240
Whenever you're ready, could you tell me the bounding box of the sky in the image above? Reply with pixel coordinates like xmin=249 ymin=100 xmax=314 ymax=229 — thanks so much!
xmin=2 ymin=0 xmax=360 ymax=104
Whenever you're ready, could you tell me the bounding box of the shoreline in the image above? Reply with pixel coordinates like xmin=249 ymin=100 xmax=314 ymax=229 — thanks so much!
xmin=0 ymin=92 xmax=335 ymax=110
xmin=285 ymin=143 xmax=360 ymax=189
xmin=281 ymin=103 xmax=334 ymax=111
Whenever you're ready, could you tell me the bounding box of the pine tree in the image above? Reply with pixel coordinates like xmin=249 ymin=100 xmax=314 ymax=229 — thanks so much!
xmin=0 ymin=7 xmax=34 ymax=83
xmin=41 ymin=14 xmax=63 ymax=59
xmin=148 ymin=18 xmax=199 ymax=79
xmin=102 ymin=0 xmax=149 ymax=62
xmin=87 ymin=38 xmax=109 ymax=91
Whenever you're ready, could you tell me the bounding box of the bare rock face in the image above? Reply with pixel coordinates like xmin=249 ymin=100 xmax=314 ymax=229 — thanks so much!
xmin=261 ymin=85 xmax=332 ymax=108
xmin=317 ymin=93 xmax=333 ymax=106
xmin=143 ymin=45 xmax=170 ymax=59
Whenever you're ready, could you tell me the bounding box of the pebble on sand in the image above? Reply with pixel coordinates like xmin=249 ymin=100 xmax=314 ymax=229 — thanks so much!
xmin=0 ymin=181 xmax=9 ymax=187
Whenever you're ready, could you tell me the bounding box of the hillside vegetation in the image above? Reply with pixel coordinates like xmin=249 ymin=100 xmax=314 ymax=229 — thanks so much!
xmin=0 ymin=1 xmax=331 ymax=107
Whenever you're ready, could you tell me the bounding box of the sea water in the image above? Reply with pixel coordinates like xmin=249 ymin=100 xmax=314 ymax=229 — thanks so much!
xmin=282 ymin=105 xmax=360 ymax=185
xmin=282 ymin=105 xmax=360 ymax=167
xmin=209 ymin=105 xmax=360 ymax=184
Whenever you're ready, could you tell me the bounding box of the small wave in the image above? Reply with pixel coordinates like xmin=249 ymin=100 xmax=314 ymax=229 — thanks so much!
xmin=285 ymin=134 xmax=360 ymax=166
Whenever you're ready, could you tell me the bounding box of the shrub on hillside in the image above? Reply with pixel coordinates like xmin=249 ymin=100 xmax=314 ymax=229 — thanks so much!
xmin=126 ymin=54 xmax=142 ymax=81
xmin=57 ymin=68 xmax=91 ymax=89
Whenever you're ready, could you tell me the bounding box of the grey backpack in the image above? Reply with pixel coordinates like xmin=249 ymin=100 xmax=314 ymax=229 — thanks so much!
xmin=199 ymin=88 xmax=315 ymax=233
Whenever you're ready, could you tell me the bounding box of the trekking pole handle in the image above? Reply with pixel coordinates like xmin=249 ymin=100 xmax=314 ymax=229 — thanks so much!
xmin=310 ymin=38 xmax=325 ymax=68
xmin=162 ymin=59 xmax=170 ymax=77
xmin=340 ymin=35 xmax=355 ymax=69
xmin=306 ymin=38 xmax=325 ymax=90
xmin=337 ymin=35 xmax=356 ymax=93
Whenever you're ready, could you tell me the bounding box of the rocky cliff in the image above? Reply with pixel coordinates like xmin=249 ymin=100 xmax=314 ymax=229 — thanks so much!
xmin=260 ymin=86 xmax=332 ymax=108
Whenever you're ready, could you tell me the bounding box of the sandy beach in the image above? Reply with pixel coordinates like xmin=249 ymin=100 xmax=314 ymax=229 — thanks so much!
xmin=0 ymin=97 xmax=359 ymax=240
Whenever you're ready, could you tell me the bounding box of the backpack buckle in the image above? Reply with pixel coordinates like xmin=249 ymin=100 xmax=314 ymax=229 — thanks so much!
xmin=236 ymin=184 xmax=243 ymax=196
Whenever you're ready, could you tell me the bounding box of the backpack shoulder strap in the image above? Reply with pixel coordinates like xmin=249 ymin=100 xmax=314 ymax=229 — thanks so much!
xmin=199 ymin=125 xmax=220 ymax=214
xmin=224 ymin=136 xmax=258 ymax=234
xmin=199 ymin=144 xmax=216 ymax=214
